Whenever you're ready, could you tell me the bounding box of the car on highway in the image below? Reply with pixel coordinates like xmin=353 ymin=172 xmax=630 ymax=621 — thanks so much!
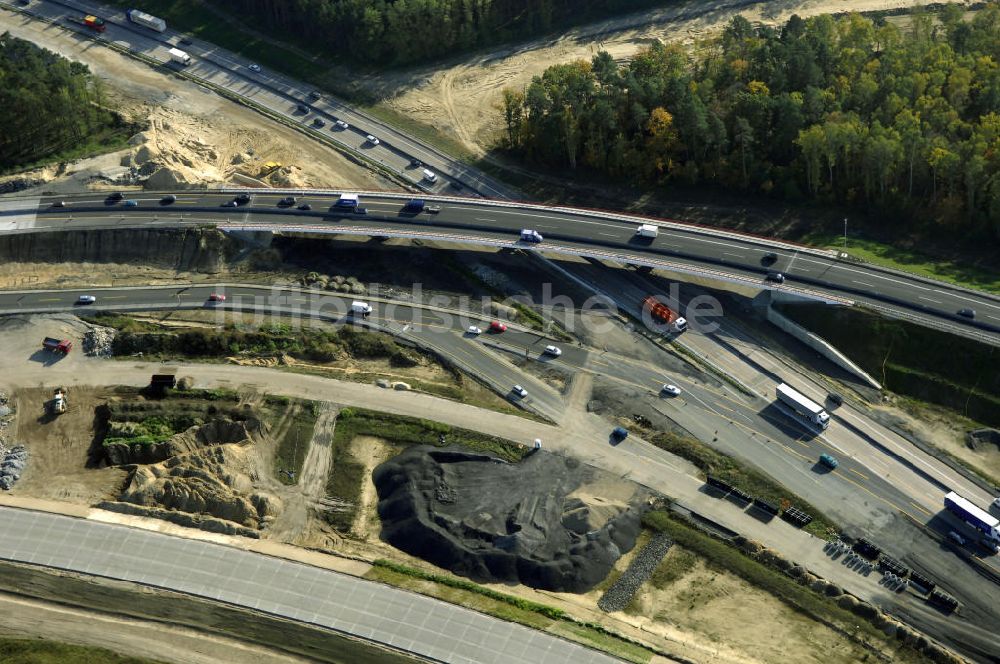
xmin=278 ymin=196 xmax=296 ymax=206
xmin=410 ymin=158 xmax=423 ymax=167
xmin=520 ymin=229 xmax=543 ymax=243
xmin=235 ymin=193 xmax=253 ymax=205
xmin=334 ymin=119 xmax=349 ymax=130
xmin=108 ymin=191 xmax=124 ymax=202
xmin=611 ymin=426 xmax=629 ymax=442
xmin=543 ymin=345 xmax=562 ymax=357
xmin=178 ymin=37 xmax=193 ymax=45
xmin=312 ymin=118 xmax=326 ymax=128
xmin=827 ymin=392 xmax=844 ymax=406
xmin=365 ymin=134 xmax=380 ymax=145
xmin=761 ymin=252 xmax=778 ymax=265
xmin=307 ymin=91 xmax=321 ymax=101
xmin=161 ymin=194 xmax=177 ymax=205
xmin=765 ymin=271 xmax=785 ymax=284
xmin=511 ymin=385 xmax=528 ymax=398
xmin=467 ymin=326 xmax=482 ymax=335
xmin=208 ymin=293 xmax=226 ymax=302
xmin=661 ymin=384 xmax=681 ymax=396
xmin=296 ymin=104 xmax=309 ymax=114
xmin=248 ymin=63 xmax=261 ymax=72
xmin=297 ymin=203 xmax=312 ymax=211
xmin=50 ymin=201 xmax=65 ymax=208
xmin=222 ymin=200 xmax=237 ymax=207
xmin=124 ymin=199 xmax=139 ymax=207
xmin=76 ymin=295 xmax=96 ymax=304
xmin=957 ymin=308 xmax=976 ymax=319
xmin=819 ymin=453 xmax=839 ymax=469
xmin=353 ymin=207 xmax=368 ymax=215
xmin=947 ymin=531 xmax=966 ymax=546
xmin=489 ymin=321 xmax=507 ymax=333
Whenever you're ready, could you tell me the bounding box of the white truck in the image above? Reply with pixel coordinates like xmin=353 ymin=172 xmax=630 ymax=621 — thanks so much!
xmin=127 ymin=8 xmax=166 ymax=32
xmin=776 ymin=383 xmax=830 ymax=429
xmin=168 ymin=48 xmax=191 ymax=66
xmin=50 ymin=388 xmax=67 ymax=415
xmin=351 ymin=301 xmax=372 ymax=317
xmin=636 ymin=224 xmax=659 ymax=238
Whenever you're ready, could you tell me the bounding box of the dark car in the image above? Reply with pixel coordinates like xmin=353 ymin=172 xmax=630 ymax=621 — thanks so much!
xmin=160 ymin=194 xmax=177 ymax=205
xmin=409 ymin=158 xmax=423 ymax=168
xmin=761 ymin=252 xmax=778 ymax=265
xmin=353 ymin=207 xmax=368 ymax=215
xmin=307 ymin=91 xmax=321 ymax=101
xmin=278 ymin=196 xmax=296 ymax=206
xmin=958 ymin=308 xmax=976 ymax=319
xmin=235 ymin=193 xmax=253 ymax=205
xmin=827 ymin=392 xmax=844 ymax=407
xmin=107 ymin=191 xmax=124 ymax=202
xmin=611 ymin=426 xmax=629 ymax=442
xmin=297 ymin=203 xmax=312 ymax=211
xmin=296 ymin=104 xmax=309 ymax=114
xmin=766 ymin=271 xmax=785 ymax=284
xmin=179 ymin=37 xmax=193 ymax=45
xmin=312 ymin=118 xmax=326 ymax=128
xmin=222 ymin=200 xmax=238 ymax=207
xmin=50 ymin=200 xmax=65 ymax=208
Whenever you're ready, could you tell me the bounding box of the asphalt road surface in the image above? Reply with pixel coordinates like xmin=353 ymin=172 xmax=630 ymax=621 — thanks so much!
xmin=3 ymin=189 xmax=998 ymax=345
xmin=0 ymin=507 xmax=622 ymax=664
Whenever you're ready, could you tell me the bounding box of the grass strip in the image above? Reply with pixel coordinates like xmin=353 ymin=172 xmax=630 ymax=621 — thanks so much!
xmin=0 ymin=637 xmax=163 ymax=664
xmin=647 ymin=430 xmax=839 ymax=539
xmin=269 ymin=400 xmax=319 ymax=486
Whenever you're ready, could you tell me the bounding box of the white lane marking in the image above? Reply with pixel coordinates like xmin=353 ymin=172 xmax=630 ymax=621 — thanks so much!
xmin=723 ymin=252 xmax=743 ymax=258
xmin=918 ymin=296 xmax=942 ymax=304
xmin=853 ymin=280 xmax=875 ymax=287
xmin=475 ymin=218 xmax=496 ymax=222
xmin=599 ymin=232 xmax=618 ymax=237
xmin=934 ymin=288 xmax=1000 ymax=309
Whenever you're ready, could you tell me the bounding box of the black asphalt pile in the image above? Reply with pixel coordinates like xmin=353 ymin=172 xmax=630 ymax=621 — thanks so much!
xmin=373 ymin=446 xmax=646 ymax=592
xmin=597 ymin=532 xmax=673 ymax=612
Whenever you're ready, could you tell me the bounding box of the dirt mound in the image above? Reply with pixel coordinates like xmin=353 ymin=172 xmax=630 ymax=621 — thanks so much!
xmin=104 ymin=417 xmax=263 ymax=466
xmin=118 ymin=443 xmax=281 ymax=530
xmin=373 ymin=446 xmax=646 ymax=592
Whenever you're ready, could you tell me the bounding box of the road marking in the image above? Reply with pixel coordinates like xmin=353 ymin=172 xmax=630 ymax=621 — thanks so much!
xmin=37 ymin=298 xmax=60 ymax=302
xmin=918 ymin=296 xmax=942 ymax=304
xmin=910 ymin=501 xmax=933 ymax=516
xmin=475 ymin=218 xmax=496 ymax=222
xmin=722 ymin=252 xmax=743 ymax=258
xmin=598 ymin=232 xmax=618 ymax=237
xmin=849 ymin=468 xmax=870 ymax=481
xmin=102 ymin=296 xmax=127 ymax=300
xmin=852 ymin=280 xmax=875 ymax=287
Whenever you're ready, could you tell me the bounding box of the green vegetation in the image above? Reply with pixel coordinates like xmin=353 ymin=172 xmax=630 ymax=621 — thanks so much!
xmin=647 ymin=546 xmax=699 ymax=590
xmin=0 ymin=34 xmax=135 ymax=173
xmin=647 ymin=429 xmax=839 ymax=538
xmin=100 ymin=389 xmax=244 ymax=448
xmin=102 ymin=415 xmax=196 ymax=446
xmin=504 ymin=9 xmax=1000 ymax=244
xmin=777 ymin=303 xmax=1000 ymax=427
xmin=0 ymin=637 xmax=163 ymax=664
xmin=325 ymin=408 xmax=529 ymax=530
xmin=369 ymin=561 xmax=654 ymax=664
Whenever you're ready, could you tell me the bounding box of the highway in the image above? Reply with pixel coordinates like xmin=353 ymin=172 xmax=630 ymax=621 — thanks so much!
xmin=3 ymin=188 xmax=999 ymax=346
xmin=0 ymin=507 xmax=621 ymax=664
xmin=1 ymin=0 xmax=517 ymax=199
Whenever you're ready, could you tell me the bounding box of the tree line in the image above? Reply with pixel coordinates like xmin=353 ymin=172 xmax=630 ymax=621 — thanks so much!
xmin=217 ymin=0 xmax=664 ymax=65
xmin=0 ymin=33 xmax=123 ymax=172
xmin=501 ymin=8 xmax=1000 ymax=238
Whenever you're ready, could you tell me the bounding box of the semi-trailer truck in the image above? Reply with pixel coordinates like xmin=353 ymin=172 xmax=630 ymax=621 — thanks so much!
xmin=42 ymin=337 xmax=73 ymax=354
xmin=67 ymin=15 xmax=106 ymax=32
xmin=775 ymin=383 xmax=830 ymax=429
xmin=126 ymin=9 xmax=166 ymax=32
xmin=641 ymin=295 xmax=687 ymax=332
xmin=168 ymin=48 xmax=191 ymax=65
xmin=944 ymin=492 xmax=1000 ymax=543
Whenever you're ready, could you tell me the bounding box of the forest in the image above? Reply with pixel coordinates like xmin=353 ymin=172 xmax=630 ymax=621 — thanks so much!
xmin=0 ymin=33 xmax=126 ymax=172
xmin=501 ymin=8 xmax=1000 ymax=239
xmin=215 ymin=0 xmax=663 ymax=65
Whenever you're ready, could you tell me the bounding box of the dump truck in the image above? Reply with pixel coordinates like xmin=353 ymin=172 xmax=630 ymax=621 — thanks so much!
xmin=168 ymin=48 xmax=191 ymax=66
xmin=641 ymin=295 xmax=687 ymax=331
xmin=50 ymin=388 xmax=67 ymax=415
xmin=67 ymin=15 xmax=107 ymax=32
xmin=42 ymin=337 xmax=73 ymax=354
xmin=126 ymin=8 xmax=166 ymax=32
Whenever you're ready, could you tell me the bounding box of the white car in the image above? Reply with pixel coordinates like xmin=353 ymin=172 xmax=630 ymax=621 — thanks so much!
xmin=365 ymin=134 xmax=380 ymax=145
xmin=467 ymin=326 xmax=482 ymax=335
xmin=77 ymin=295 xmax=97 ymax=304
xmin=335 ymin=119 xmax=349 ymax=129
xmin=544 ymin=345 xmax=562 ymax=356
xmin=512 ymin=385 xmax=528 ymax=398
xmin=662 ymin=384 xmax=682 ymax=396
xmin=248 ymin=63 xmax=261 ymax=72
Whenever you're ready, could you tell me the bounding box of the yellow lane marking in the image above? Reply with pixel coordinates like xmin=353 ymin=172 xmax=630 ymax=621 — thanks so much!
xmin=774 ymin=441 xmax=811 ymax=462
xmin=849 ymin=467 xmax=870 ymax=481
xmin=910 ymin=502 xmax=932 ymax=516
xmin=102 ymin=296 xmax=127 ymax=300
xmin=37 ymin=298 xmax=61 ymax=302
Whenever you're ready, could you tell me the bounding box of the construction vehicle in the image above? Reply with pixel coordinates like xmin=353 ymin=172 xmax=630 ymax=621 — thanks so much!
xmin=42 ymin=337 xmax=73 ymax=354
xmin=50 ymin=388 xmax=67 ymax=415
xmin=126 ymin=8 xmax=166 ymax=32
xmin=67 ymin=15 xmax=107 ymax=33
xmin=258 ymin=161 xmax=283 ymax=177
xmin=641 ymin=295 xmax=687 ymax=331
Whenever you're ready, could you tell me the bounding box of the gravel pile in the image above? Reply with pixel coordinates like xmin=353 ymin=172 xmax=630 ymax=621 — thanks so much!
xmin=597 ymin=531 xmax=674 ymax=612
xmin=0 ymin=391 xmax=13 ymax=448
xmin=0 ymin=445 xmax=28 ymax=490
xmin=84 ymin=326 xmax=116 ymax=357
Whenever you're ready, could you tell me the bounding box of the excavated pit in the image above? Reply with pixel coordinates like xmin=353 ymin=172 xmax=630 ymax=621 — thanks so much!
xmin=373 ymin=446 xmax=647 ymax=592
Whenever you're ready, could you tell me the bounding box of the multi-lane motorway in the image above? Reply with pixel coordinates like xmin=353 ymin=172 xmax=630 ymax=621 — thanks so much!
xmin=5 ymin=188 xmax=1000 ymax=345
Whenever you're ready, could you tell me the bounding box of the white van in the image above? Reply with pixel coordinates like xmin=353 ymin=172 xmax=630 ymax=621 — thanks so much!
xmin=351 ymin=301 xmax=372 ymax=317
xmin=422 ymin=168 xmax=437 ymax=183
xmin=636 ymin=224 xmax=659 ymax=238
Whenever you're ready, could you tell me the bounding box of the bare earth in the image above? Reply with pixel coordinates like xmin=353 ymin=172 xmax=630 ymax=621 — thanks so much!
xmin=374 ymin=0 xmax=969 ymax=156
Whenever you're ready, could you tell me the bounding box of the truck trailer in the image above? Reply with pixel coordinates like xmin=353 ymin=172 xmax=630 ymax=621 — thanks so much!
xmin=168 ymin=48 xmax=191 ymax=65
xmin=67 ymin=15 xmax=106 ymax=32
xmin=944 ymin=492 xmax=1000 ymax=543
xmin=775 ymin=383 xmax=830 ymax=429
xmin=127 ymin=8 xmax=166 ymax=32
xmin=641 ymin=295 xmax=687 ymax=332
xmin=42 ymin=337 xmax=73 ymax=354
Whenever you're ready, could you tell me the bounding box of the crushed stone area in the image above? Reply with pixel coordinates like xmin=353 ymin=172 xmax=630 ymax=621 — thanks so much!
xmin=373 ymin=445 xmax=648 ymax=592
xmin=597 ymin=531 xmax=673 ymax=612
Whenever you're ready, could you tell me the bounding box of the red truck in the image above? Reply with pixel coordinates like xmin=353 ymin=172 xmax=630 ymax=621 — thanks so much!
xmin=42 ymin=337 xmax=73 ymax=354
xmin=68 ymin=15 xmax=107 ymax=32
xmin=641 ymin=296 xmax=687 ymax=332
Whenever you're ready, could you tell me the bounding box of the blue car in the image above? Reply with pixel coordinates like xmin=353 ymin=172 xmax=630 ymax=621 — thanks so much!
xmin=124 ymin=199 xmax=139 ymax=207
xmin=819 ymin=453 xmax=839 ymax=469
xmin=611 ymin=426 xmax=628 ymax=441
